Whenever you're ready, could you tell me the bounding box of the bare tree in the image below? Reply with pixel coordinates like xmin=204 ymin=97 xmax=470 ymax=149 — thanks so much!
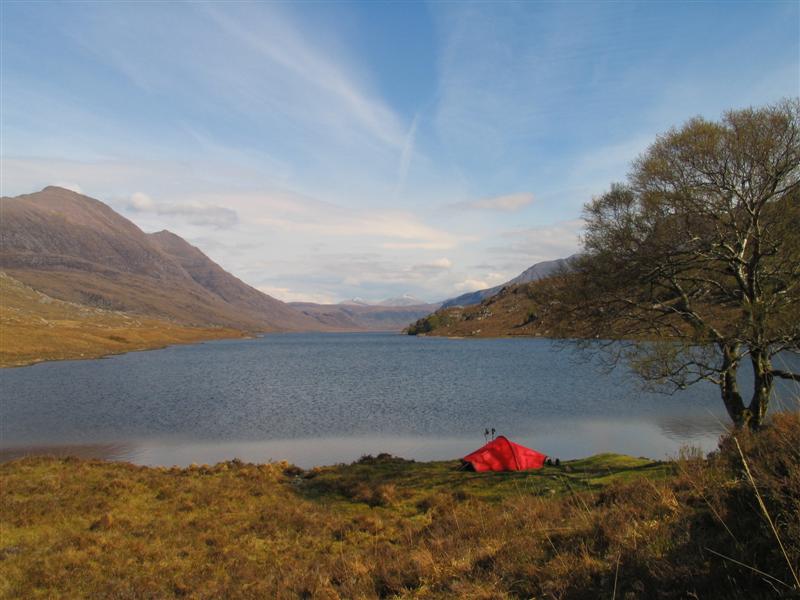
xmin=567 ymin=99 xmax=800 ymax=429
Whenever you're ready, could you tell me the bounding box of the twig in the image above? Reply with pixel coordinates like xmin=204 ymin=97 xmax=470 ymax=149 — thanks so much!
xmin=704 ymin=547 xmax=792 ymax=590
xmin=734 ymin=437 xmax=800 ymax=590
xmin=612 ymin=552 xmax=621 ymax=600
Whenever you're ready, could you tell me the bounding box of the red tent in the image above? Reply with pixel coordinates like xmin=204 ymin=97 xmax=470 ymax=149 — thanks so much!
xmin=462 ymin=436 xmax=547 ymax=472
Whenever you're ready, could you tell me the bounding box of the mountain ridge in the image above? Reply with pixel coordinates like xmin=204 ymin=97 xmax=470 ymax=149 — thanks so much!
xmin=440 ymin=255 xmax=578 ymax=308
xmin=0 ymin=186 xmax=333 ymax=332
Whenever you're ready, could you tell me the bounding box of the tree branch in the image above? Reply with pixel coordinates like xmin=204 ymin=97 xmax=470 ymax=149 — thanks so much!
xmin=770 ymin=369 xmax=800 ymax=382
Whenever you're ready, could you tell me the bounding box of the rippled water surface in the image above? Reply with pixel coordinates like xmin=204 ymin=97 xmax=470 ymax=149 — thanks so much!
xmin=2 ymin=333 xmax=797 ymax=466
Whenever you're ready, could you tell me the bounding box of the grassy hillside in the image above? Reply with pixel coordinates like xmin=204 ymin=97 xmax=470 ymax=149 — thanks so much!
xmin=406 ymin=275 xmax=731 ymax=340
xmin=407 ymin=278 xmax=583 ymax=338
xmin=0 ymin=272 xmax=245 ymax=367
xmin=2 ymin=412 xmax=798 ymax=598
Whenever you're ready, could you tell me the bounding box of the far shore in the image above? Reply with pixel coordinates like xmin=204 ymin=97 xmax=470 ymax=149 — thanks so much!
xmin=0 ymin=327 xmax=252 ymax=369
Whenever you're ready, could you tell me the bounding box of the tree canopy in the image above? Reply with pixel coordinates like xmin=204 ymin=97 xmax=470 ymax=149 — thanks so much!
xmin=567 ymin=99 xmax=800 ymax=429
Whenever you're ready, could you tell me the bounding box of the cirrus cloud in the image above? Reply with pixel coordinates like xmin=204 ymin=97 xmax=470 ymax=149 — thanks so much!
xmin=450 ymin=192 xmax=534 ymax=212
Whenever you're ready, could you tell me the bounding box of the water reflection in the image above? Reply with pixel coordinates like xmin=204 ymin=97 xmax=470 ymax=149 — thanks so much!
xmin=0 ymin=442 xmax=136 ymax=463
xmin=1 ymin=416 xmax=728 ymax=467
xmin=656 ymin=413 xmax=729 ymax=440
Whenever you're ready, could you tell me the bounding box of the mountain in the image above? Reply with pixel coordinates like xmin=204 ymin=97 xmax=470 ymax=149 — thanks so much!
xmin=0 ymin=186 xmax=331 ymax=332
xmin=507 ymin=255 xmax=578 ymax=286
xmin=289 ymin=301 xmax=441 ymax=332
xmin=375 ymin=294 xmax=427 ymax=307
xmin=337 ymin=294 xmax=431 ymax=308
xmin=406 ymin=275 xmax=584 ymax=338
xmin=441 ymin=255 xmax=578 ymax=308
xmin=146 ymin=229 xmax=317 ymax=329
xmin=338 ymin=298 xmax=372 ymax=307
xmin=0 ymin=271 xmax=244 ymax=367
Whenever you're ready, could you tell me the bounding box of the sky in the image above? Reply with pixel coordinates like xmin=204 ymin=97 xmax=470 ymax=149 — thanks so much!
xmin=2 ymin=1 xmax=798 ymax=304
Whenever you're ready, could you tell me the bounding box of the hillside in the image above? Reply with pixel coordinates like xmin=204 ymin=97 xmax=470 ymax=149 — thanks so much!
xmin=290 ymin=301 xmax=441 ymax=332
xmin=407 ymin=276 xmax=584 ymax=338
xmin=0 ymin=272 xmax=244 ymax=367
xmin=440 ymin=255 xmax=577 ymax=309
xmin=0 ymin=187 xmax=330 ymax=333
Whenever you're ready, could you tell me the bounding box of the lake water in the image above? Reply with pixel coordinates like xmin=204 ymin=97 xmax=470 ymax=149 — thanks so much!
xmin=2 ymin=333 xmax=798 ymax=467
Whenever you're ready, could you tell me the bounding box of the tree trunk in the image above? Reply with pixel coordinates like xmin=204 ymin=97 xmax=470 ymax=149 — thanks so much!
xmin=747 ymin=349 xmax=774 ymax=430
xmin=719 ymin=344 xmax=748 ymax=428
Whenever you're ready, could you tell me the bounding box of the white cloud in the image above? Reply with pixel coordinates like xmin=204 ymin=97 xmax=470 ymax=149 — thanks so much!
xmin=454 ymin=279 xmax=488 ymax=292
xmin=454 ymin=272 xmax=507 ymax=292
xmin=124 ymin=192 xmax=239 ymax=229
xmin=492 ymin=219 xmax=584 ymax=263
xmin=241 ymin=196 xmax=460 ymax=250
xmin=257 ymin=285 xmax=338 ymax=305
xmin=129 ymin=191 xmax=155 ymax=210
xmin=451 ymin=192 xmax=534 ymax=212
xmin=406 ymin=257 xmax=453 ymax=275
xmin=381 ymin=241 xmax=456 ymax=250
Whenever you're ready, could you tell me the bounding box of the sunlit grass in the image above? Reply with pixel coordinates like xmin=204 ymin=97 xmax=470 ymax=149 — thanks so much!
xmin=2 ymin=414 xmax=797 ymax=598
xmin=0 ymin=272 xmax=244 ymax=368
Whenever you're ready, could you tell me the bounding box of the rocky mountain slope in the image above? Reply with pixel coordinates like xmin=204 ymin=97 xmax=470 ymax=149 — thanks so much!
xmin=0 ymin=187 xmax=333 ymax=332
xmin=441 ymin=255 xmax=577 ymax=308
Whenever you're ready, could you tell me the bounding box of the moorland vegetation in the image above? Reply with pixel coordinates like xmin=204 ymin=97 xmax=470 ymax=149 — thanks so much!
xmin=1 ymin=412 xmax=798 ymax=598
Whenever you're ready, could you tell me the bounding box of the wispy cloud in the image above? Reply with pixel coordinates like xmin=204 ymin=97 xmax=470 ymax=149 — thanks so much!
xmin=394 ymin=114 xmax=419 ymax=199
xmin=450 ymin=192 xmax=534 ymax=212
xmin=125 ymin=192 xmax=238 ymax=229
xmin=203 ymin=5 xmax=407 ymax=150
xmin=490 ymin=219 xmax=585 ymax=263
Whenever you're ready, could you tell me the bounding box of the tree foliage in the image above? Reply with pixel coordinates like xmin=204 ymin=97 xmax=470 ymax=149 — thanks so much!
xmin=567 ymin=99 xmax=800 ymax=428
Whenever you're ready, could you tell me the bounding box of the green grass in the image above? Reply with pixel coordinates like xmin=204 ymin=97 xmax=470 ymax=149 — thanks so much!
xmin=299 ymin=453 xmax=672 ymax=507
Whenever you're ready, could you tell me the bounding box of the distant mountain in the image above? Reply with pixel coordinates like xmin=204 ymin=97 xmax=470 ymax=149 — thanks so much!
xmin=0 ymin=186 xmax=333 ymax=332
xmin=508 ymin=255 xmax=578 ymax=286
xmin=441 ymin=255 xmax=578 ymax=308
xmin=376 ymin=294 xmax=427 ymax=307
xmin=337 ymin=294 xmax=431 ymax=308
xmin=338 ymin=298 xmax=372 ymax=307
xmin=289 ymin=301 xmax=441 ymax=332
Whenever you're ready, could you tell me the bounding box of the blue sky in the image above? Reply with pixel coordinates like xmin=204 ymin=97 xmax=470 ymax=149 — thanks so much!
xmin=2 ymin=1 xmax=798 ymax=303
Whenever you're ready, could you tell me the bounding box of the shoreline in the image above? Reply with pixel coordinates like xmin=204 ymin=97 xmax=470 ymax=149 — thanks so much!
xmin=0 ymin=328 xmax=252 ymax=369
xmin=1 ymin=328 xmax=411 ymax=369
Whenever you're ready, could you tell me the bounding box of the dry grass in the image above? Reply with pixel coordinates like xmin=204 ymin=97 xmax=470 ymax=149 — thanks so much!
xmin=0 ymin=272 xmax=246 ymax=367
xmin=406 ymin=278 xmax=584 ymax=339
xmin=2 ymin=413 xmax=798 ymax=598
